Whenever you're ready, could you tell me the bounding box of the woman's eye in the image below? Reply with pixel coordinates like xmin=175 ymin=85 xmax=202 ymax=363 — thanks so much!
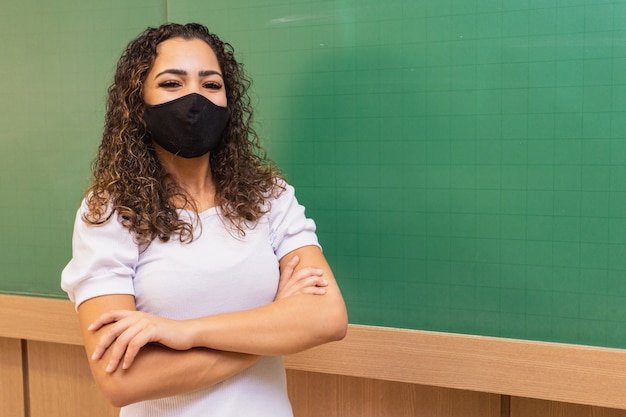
xmin=158 ymin=80 xmax=181 ymax=88
xmin=204 ymin=82 xmax=222 ymax=90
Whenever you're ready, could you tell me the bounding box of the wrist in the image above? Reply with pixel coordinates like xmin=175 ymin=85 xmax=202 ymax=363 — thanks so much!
xmin=186 ymin=317 xmax=213 ymax=349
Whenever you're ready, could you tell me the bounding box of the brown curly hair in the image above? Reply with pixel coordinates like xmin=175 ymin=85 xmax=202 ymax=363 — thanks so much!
xmin=84 ymin=22 xmax=284 ymax=246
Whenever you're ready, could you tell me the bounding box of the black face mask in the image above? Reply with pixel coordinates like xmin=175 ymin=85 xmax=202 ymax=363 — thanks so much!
xmin=142 ymin=93 xmax=230 ymax=158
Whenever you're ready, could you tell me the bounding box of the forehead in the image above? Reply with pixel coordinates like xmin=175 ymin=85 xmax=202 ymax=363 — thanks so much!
xmin=152 ymin=37 xmax=220 ymax=69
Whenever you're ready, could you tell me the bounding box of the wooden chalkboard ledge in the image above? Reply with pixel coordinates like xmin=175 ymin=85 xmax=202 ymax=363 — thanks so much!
xmin=1 ymin=293 xmax=625 ymax=410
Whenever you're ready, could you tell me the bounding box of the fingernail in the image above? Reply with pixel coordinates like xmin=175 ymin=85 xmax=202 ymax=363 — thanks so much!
xmin=105 ymin=363 xmax=113 ymax=373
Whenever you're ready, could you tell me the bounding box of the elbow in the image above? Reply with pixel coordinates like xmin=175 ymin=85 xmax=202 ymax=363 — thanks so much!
xmin=336 ymin=321 xmax=348 ymax=341
xmin=332 ymin=311 xmax=349 ymax=341
xmin=106 ymin=384 xmax=140 ymax=409
xmin=108 ymin=394 xmax=132 ymax=409
xmin=99 ymin=381 xmax=134 ymax=408
xmin=320 ymin=306 xmax=348 ymax=343
xmin=292 ymin=302 xmax=347 ymax=353
xmin=93 ymin=372 xmax=140 ymax=408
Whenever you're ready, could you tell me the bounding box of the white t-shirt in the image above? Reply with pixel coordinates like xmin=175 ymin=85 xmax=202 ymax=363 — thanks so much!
xmin=61 ymin=181 xmax=319 ymax=417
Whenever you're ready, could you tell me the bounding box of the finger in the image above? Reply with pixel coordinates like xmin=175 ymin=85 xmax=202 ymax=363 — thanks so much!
xmin=289 ymin=276 xmax=328 ymax=294
xmin=287 ymin=255 xmax=300 ymax=268
xmin=278 ymin=256 xmax=300 ymax=288
xmin=295 ymin=276 xmax=329 ymax=291
xmin=121 ymin=330 xmax=154 ymax=370
xmin=91 ymin=320 xmax=128 ymax=361
xmin=288 ymin=274 xmax=327 ymax=288
xmin=300 ymin=286 xmax=327 ymax=295
xmin=104 ymin=322 xmax=149 ymax=373
xmin=280 ymin=276 xmax=328 ymax=297
xmin=286 ymin=273 xmax=327 ymax=290
xmin=91 ymin=314 xmax=140 ymax=362
xmin=281 ymin=284 xmax=327 ymax=297
xmin=290 ymin=267 xmax=324 ymax=281
xmin=88 ymin=310 xmax=129 ymax=331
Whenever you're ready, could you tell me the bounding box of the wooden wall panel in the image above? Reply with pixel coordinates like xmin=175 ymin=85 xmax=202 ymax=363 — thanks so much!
xmin=0 ymin=295 xmax=82 ymax=345
xmin=4 ymin=296 xmax=626 ymax=416
xmin=4 ymin=296 xmax=626 ymax=411
xmin=511 ymin=397 xmax=626 ymax=417
xmin=9 ymin=336 xmax=626 ymax=417
xmin=0 ymin=337 xmax=25 ymax=417
xmin=286 ymin=370 xmax=501 ymax=417
xmin=26 ymin=341 xmax=118 ymax=417
xmin=285 ymin=325 xmax=626 ymax=410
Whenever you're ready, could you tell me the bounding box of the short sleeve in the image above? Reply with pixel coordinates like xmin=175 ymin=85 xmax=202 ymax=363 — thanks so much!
xmin=61 ymin=200 xmax=138 ymax=309
xmin=268 ymin=181 xmax=320 ymax=260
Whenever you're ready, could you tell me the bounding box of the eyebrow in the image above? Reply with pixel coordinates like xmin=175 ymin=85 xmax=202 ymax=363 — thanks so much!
xmin=154 ymin=69 xmax=223 ymax=79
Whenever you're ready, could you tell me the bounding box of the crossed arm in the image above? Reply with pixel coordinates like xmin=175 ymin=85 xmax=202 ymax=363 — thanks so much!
xmin=77 ymin=245 xmax=348 ymax=407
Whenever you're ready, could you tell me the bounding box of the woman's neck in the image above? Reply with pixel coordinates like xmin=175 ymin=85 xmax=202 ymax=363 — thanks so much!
xmin=155 ymin=146 xmax=216 ymax=212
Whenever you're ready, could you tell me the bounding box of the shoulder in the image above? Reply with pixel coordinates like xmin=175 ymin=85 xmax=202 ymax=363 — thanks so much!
xmin=264 ymin=179 xmax=320 ymax=258
xmin=265 ymin=178 xmax=294 ymax=208
xmin=72 ymin=196 xmax=137 ymax=250
xmin=62 ymin=199 xmax=138 ymax=307
xmin=79 ymin=191 xmax=116 ymax=224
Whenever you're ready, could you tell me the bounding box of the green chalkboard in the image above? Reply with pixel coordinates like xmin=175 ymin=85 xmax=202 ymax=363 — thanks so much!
xmin=3 ymin=0 xmax=626 ymax=349
xmin=0 ymin=0 xmax=165 ymax=297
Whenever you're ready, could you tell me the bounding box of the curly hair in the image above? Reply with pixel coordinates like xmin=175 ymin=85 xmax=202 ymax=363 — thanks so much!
xmin=84 ymin=22 xmax=284 ymax=246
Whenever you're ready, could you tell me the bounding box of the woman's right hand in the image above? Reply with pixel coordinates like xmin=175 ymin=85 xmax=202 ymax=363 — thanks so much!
xmin=274 ymin=255 xmax=327 ymax=300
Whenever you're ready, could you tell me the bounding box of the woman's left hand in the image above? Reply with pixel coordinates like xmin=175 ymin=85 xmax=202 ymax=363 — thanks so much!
xmin=275 ymin=255 xmax=327 ymax=300
xmin=88 ymin=310 xmax=194 ymax=373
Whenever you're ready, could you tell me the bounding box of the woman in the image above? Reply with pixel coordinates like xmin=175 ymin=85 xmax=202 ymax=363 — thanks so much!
xmin=61 ymin=22 xmax=347 ymax=416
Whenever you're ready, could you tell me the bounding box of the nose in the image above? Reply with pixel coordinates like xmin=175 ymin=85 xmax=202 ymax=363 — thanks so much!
xmin=185 ymin=82 xmax=204 ymax=96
